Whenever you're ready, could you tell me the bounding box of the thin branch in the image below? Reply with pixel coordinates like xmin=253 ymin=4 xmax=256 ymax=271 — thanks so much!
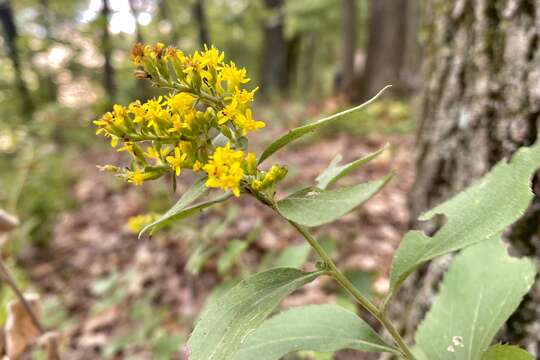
xmin=0 ymin=257 xmax=44 ymax=334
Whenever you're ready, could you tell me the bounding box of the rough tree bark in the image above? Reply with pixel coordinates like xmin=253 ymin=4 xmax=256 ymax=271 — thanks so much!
xmin=340 ymin=0 xmax=357 ymax=94
xmin=101 ymin=0 xmax=115 ymax=100
xmin=0 ymin=0 xmax=34 ymax=118
xmin=397 ymin=0 xmax=540 ymax=355
xmin=193 ymin=0 xmax=210 ymax=48
xmin=260 ymin=0 xmax=289 ymax=95
xmin=354 ymin=0 xmax=408 ymax=101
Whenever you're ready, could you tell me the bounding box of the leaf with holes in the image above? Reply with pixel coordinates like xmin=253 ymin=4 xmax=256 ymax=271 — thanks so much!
xmin=388 ymin=140 xmax=540 ymax=301
xmin=277 ymin=175 xmax=392 ymax=227
xmin=232 ymin=304 xmax=398 ymax=360
xmin=414 ymin=236 xmax=536 ymax=360
xmin=258 ymin=86 xmax=390 ymax=164
xmin=187 ymin=268 xmax=323 ymax=360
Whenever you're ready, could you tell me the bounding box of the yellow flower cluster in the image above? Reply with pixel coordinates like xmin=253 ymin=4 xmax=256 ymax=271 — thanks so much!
xmin=203 ymin=144 xmax=255 ymax=197
xmin=95 ymin=44 xmax=284 ymax=197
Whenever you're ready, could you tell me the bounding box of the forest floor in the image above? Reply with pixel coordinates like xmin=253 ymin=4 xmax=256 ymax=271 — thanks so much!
xmin=17 ymin=102 xmax=416 ymax=359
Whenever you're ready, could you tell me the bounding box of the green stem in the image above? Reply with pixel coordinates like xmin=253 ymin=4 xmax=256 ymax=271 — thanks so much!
xmin=247 ymin=190 xmax=415 ymax=358
xmin=287 ymin=221 xmax=416 ymax=360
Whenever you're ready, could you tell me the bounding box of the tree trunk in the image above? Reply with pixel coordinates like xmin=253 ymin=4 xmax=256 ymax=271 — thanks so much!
xmin=193 ymin=0 xmax=210 ymax=48
xmin=158 ymin=0 xmax=179 ymax=46
xmin=400 ymin=0 xmax=421 ymax=94
xmin=340 ymin=0 xmax=357 ymax=94
xmin=284 ymin=33 xmax=301 ymax=93
xmin=37 ymin=0 xmax=57 ymax=103
xmin=101 ymin=0 xmax=115 ymax=100
xmin=398 ymin=0 xmax=540 ymax=355
xmin=354 ymin=0 xmax=408 ymax=101
xmin=260 ymin=0 xmax=289 ymax=95
xmin=0 ymin=0 xmax=34 ymax=119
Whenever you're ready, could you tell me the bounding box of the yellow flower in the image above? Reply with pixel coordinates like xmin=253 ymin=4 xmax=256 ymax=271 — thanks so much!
xmin=234 ymin=109 xmax=265 ymax=135
xmin=130 ymin=167 xmax=146 ymax=185
xmin=128 ymin=100 xmax=146 ymax=123
xmin=231 ymin=87 xmax=258 ymax=105
xmin=127 ymin=213 xmax=159 ymax=233
xmin=201 ymin=45 xmax=224 ymax=69
xmin=145 ymin=145 xmax=171 ymax=160
xmin=117 ymin=142 xmax=134 ymax=154
xmin=245 ymin=152 xmax=257 ymax=174
xmin=95 ymin=44 xmax=287 ymax=191
xmin=131 ymin=43 xmax=145 ymax=65
xmin=110 ymin=137 xmax=119 ymax=148
xmin=218 ymin=99 xmax=239 ymax=125
xmin=167 ymin=93 xmax=195 ymax=114
xmin=183 ymin=51 xmax=212 ymax=81
xmin=178 ymin=141 xmax=192 ymax=153
xmin=168 ymin=114 xmax=185 ymax=134
xmin=193 ymin=160 xmax=203 ymax=172
xmin=203 ymin=143 xmax=245 ymax=196
xmin=144 ymin=42 xmax=165 ymax=59
xmin=220 ymin=61 xmax=250 ymax=90
xmin=166 ymin=146 xmax=187 ymax=176
xmin=251 ymin=179 xmax=262 ymax=190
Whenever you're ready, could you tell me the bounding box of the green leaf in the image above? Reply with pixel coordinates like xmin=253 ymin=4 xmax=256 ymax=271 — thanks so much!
xmin=199 ymin=279 xmax=240 ymax=318
xmin=414 ymin=237 xmax=536 ymax=360
xmin=140 ymin=180 xmax=232 ymax=237
xmin=273 ymin=243 xmax=311 ymax=268
xmin=341 ymin=270 xmax=376 ymax=302
xmin=232 ymin=304 xmax=397 ymax=360
xmin=187 ymin=268 xmax=323 ymax=360
xmin=388 ymin=141 xmax=540 ymax=299
xmin=481 ymin=345 xmax=534 ymax=360
xmin=277 ymin=175 xmax=392 ymax=227
xmin=258 ymin=86 xmax=390 ymax=164
xmin=316 ymin=144 xmax=389 ymax=190
xmin=217 ymin=240 xmax=249 ymax=275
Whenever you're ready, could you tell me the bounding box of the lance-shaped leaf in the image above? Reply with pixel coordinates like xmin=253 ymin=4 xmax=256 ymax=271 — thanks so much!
xmin=232 ymin=304 xmax=398 ymax=360
xmin=481 ymin=345 xmax=534 ymax=360
xmin=258 ymin=86 xmax=390 ymax=165
xmin=273 ymin=243 xmax=311 ymax=268
xmin=388 ymin=140 xmax=540 ymax=299
xmin=187 ymin=268 xmax=323 ymax=360
xmin=277 ymin=175 xmax=392 ymax=227
xmin=139 ymin=176 xmax=231 ymax=237
xmin=316 ymin=144 xmax=389 ymax=190
xmin=414 ymin=236 xmax=536 ymax=360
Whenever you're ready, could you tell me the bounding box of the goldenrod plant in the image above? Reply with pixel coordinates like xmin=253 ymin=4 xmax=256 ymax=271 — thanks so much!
xmin=96 ymin=44 xmax=540 ymax=360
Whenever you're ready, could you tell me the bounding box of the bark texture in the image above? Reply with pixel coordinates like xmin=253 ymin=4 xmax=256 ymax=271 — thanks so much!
xmin=399 ymin=0 xmax=540 ymax=355
xmin=355 ymin=0 xmax=408 ymax=101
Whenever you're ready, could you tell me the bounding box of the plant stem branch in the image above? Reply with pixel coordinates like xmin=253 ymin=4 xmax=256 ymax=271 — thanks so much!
xmin=0 ymin=259 xmax=44 ymax=334
xmin=287 ymin=220 xmax=415 ymax=360
xmin=247 ymin=190 xmax=414 ymax=358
